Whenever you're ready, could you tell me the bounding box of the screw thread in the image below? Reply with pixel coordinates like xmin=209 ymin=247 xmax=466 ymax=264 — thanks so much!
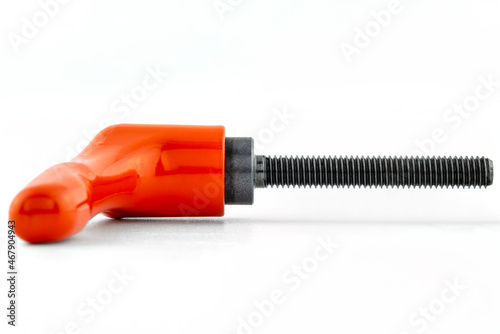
xmin=261 ymin=156 xmax=493 ymax=188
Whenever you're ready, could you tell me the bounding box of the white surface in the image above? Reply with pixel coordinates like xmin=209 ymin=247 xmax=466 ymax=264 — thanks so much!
xmin=1 ymin=0 xmax=500 ymax=333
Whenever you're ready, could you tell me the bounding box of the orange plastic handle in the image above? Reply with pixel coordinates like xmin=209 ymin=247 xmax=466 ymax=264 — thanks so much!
xmin=9 ymin=124 xmax=225 ymax=243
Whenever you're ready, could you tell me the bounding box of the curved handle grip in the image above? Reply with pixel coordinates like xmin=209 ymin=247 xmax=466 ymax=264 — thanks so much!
xmin=9 ymin=124 xmax=226 ymax=243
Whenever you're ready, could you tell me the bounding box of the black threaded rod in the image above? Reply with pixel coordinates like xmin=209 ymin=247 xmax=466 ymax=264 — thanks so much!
xmin=224 ymin=138 xmax=495 ymax=204
xmin=256 ymin=156 xmax=494 ymax=189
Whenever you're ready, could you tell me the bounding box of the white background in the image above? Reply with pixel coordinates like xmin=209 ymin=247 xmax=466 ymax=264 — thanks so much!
xmin=1 ymin=0 xmax=500 ymax=333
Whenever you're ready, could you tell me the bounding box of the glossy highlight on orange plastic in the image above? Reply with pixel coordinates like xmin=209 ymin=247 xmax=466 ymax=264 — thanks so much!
xmin=9 ymin=124 xmax=226 ymax=243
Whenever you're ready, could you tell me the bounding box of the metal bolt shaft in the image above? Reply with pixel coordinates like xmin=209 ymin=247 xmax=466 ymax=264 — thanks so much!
xmin=224 ymin=138 xmax=495 ymax=204
xmin=255 ymin=156 xmax=494 ymax=189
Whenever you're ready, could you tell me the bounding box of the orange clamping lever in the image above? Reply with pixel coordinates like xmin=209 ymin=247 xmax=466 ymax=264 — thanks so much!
xmin=9 ymin=124 xmax=226 ymax=243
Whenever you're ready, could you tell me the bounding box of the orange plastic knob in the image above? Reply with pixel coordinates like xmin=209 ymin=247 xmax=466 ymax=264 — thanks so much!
xmin=9 ymin=124 xmax=225 ymax=243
